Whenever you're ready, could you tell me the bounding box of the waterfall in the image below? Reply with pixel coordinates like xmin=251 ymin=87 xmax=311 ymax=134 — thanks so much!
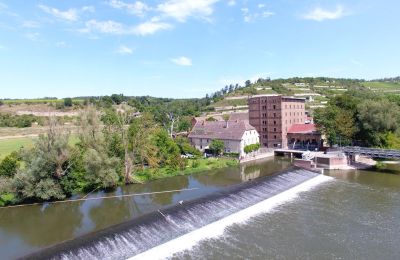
xmin=24 ymin=168 xmax=331 ymax=260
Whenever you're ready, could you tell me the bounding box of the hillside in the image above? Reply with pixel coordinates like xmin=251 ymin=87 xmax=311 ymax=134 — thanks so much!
xmin=206 ymin=77 xmax=400 ymax=115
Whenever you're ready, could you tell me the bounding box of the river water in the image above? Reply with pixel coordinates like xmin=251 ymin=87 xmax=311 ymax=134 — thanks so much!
xmin=1 ymin=157 xmax=400 ymax=260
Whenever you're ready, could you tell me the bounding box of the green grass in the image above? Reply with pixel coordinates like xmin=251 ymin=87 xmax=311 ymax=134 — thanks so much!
xmin=0 ymin=135 xmax=79 ymax=160
xmin=362 ymin=81 xmax=400 ymax=90
xmin=134 ymin=158 xmax=239 ymax=183
xmin=0 ymin=137 xmax=35 ymax=159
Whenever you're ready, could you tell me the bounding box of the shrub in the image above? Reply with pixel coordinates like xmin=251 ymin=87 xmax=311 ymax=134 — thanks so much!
xmin=64 ymin=98 xmax=73 ymax=107
xmin=0 ymin=152 xmax=20 ymax=177
xmin=244 ymin=143 xmax=260 ymax=154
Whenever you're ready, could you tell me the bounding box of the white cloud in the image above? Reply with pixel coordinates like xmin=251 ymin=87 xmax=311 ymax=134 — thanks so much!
xmin=82 ymin=6 xmax=95 ymax=13
xmin=38 ymin=5 xmax=78 ymax=21
xmin=22 ymin=20 xmax=40 ymax=28
xmin=171 ymin=56 xmax=192 ymax=66
xmin=79 ymin=19 xmax=172 ymax=36
xmin=262 ymin=11 xmax=274 ymax=18
xmin=117 ymin=45 xmax=134 ymax=55
xmin=302 ymin=6 xmax=346 ymax=21
xmin=258 ymin=4 xmax=266 ymax=9
xmin=157 ymin=0 xmax=220 ymax=22
xmin=227 ymin=0 xmax=236 ymax=6
xmin=25 ymin=32 xmax=40 ymax=41
xmin=134 ymin=20 xmax=172 ymax=35
xmin=241 ymin=7 xmax=274 ymax=22
xmin=106 ymin=0 xmax=149 ymax=17
xmin=38 ymin=5 xmax=94 ymax=22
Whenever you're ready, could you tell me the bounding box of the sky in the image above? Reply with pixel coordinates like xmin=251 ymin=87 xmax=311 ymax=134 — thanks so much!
xmin=0 ymin=0 xmax=399 ymax=99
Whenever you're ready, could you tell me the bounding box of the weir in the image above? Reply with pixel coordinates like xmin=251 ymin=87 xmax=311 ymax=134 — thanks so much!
xmin=23 ymin=168 xmax=328 ymax=260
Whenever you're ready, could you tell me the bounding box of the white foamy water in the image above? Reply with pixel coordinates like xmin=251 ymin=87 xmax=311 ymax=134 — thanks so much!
xmin=130 ymin=174 xmax=332 ymax=260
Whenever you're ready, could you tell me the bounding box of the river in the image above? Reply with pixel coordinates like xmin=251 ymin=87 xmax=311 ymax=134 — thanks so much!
xmin=1 ymin=157 xmax=399 ymax=259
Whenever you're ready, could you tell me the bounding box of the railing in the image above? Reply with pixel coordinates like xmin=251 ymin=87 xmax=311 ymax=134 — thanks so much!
xmin=342 ymin=147 xmax=400 ymax=159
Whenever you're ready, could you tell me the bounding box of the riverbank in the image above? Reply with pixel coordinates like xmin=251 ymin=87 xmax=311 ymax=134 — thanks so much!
xmin=0 ymin=157 xmax=239 ymax=207
xmin=134 ymin=158 xmax=239 ymax=183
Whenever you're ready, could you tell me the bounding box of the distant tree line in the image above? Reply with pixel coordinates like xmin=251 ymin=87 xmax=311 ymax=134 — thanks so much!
xmin=314 ymin=90 xmax=400 ymax=148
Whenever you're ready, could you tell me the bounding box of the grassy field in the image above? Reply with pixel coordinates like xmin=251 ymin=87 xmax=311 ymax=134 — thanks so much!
xmin=362 ymin=81 xmax=400 ymax=90
xmin=2 ymin=99 xmax=85 ymax=105
xmin=134 ymin=157 xmax=239 ymax=182
xmin=0 ymin=137 xmax=35 ymax=159
xmin=0 ymin=135 xmax=79 ymax=160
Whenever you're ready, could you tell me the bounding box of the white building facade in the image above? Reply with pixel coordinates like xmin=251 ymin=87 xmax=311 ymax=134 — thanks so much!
xmin=188 ymin=121 xmax=260 ymax=157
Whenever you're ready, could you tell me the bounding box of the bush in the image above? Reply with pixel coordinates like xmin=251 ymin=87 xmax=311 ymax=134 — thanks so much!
xmin=64 ymin=98 xmax=73 ymax=107
xmin=0 ymin=152 xmax=20 ymax=177
xmin=0 ymin=193 xmax=16 ymax=207
xmin=0 ymin=114 xmax=40 ymax=128
xmin=244 ymin=143 xmax=260 ymax=154
xmin=209 ymin=139 xmax=225 ymax=155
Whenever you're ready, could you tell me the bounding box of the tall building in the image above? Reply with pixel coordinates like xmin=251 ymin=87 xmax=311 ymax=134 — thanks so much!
xmin=248 ymin=95 xmax=306 ymax=148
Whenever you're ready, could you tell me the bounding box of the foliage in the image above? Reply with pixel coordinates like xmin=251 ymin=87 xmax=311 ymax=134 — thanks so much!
xmin=63 ymin=98 xmax=73 ymax=107
xmin=0 ymin=152 xmax=20 ymax=177
xmin=209 ymin=139 xmax=225 ymax=155
xmin=12 ymin=118 xmax=71 ymax=201
xmin=0 ymin=114 xmax=41 ymax=128
xmin=154 ymin=129 xmax=185 ymax=170
xmin=244 ymin=143 xmax=260 ymax=154
xmin=174 ymin=136 xmax=201 ymax=157
xmin=177 ymin=118 xmax=192 ymax=132
xmin=111 ymin=94 xmax=124 ymax=105
xmin=83 ymin=148 xmax=120 ymax=189
xmin=383 ymin=132 xmax=400 ymax=149
xmin=0 ymin=192 xmax=15 ymax=206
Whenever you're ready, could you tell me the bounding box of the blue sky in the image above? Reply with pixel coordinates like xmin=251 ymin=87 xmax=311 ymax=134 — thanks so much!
xmin=0 ymin=0 xmax=399 ymax=99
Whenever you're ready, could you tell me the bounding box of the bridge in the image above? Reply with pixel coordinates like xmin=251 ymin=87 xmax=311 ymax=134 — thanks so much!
xmin=342 ymin=147 xmax=400 ymax=159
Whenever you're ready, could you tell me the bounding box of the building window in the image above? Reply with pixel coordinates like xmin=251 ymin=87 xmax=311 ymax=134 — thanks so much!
xmin=262 ymin=120 xmax=267 ymax=125
xmin=274 ymin=128 xmax=276 ymax=132
xmin=274 ymin=135 xmax=277 ymax=139
xmin=273 ymin=113 xmax=276 ymax=117
xmin=273 ymin=144 xmax=278 ymax=147
xmin=273 ymin=105 xmax=276 ymax=109
xmin=273 ymin=121 xmax=276 ymax=125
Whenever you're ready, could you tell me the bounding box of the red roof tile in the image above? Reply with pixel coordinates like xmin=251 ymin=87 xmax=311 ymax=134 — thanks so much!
xmin=287 ymin=124 xmax=317 ymax=134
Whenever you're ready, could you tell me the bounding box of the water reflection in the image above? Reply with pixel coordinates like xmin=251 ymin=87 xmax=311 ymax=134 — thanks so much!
xmin=0 ymin=157 xmax=291 ymax=259
xmin=0 ymin=201 xmax=83 ymax=247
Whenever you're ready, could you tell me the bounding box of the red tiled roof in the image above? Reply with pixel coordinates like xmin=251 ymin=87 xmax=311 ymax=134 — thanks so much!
xmin=188 ymin=120 xmax=256 ymax=141
xmin=287 ymin=124 xmax=317 ymax=134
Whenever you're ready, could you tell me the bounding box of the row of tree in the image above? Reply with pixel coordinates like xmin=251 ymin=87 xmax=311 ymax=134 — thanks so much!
xmin=314 ymin=90 xmax=400 ymax=148
xmin=0 ymin=106 xmax=202 ymax=206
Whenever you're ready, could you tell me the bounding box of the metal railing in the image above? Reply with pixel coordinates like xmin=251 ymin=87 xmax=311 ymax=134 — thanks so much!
xmin=342 ymin=146 xmax=400 ymax=159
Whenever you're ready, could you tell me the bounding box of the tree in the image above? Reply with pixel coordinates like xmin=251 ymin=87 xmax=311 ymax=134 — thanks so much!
xmin=111 ymin=94 xmax=124 ymax=105
xmin=314 ymin=105 xmax=340 ymax=146
xmin=13 ymin=118 xmax=71 ymax=201
xmin=83 ymin=149 xmax=120 ymax=189
xmin=358 ymin=100 xmax=400 ymax=146
xmin=177 ymin=118 xmax=192 ymax=132
xmin=0 ymin=152 xmax=20 ymax=177
xmin=209 ymin=139 xmax=224 ymax=155
xmin=64 ymin=98 xmax=73 ymax=107
xmin=102 ymin=106 xmax=134 ymax=183
xmin=0 ymin=100 xmax=3 ymax=106
xmin=154 ymin=130 xmax=184 ymax=170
